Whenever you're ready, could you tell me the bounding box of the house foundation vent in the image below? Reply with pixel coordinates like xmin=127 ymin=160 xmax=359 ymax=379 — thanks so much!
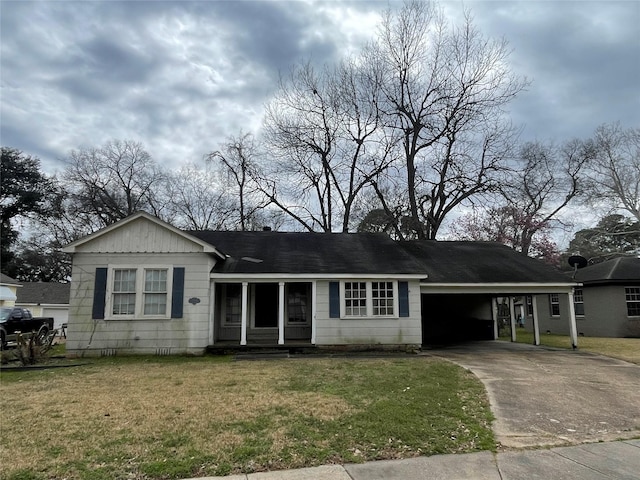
xmin=100 ymin=349 xmax=117 ymax=357
xmin=156 ymin=347 xmax=172 ymax=356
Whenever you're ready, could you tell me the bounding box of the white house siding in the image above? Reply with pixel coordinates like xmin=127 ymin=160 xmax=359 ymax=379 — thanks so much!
xmin=66 ymin=250 xmax=216 ymax=357
xmin=314 ymin=280 xmax=422 ymax=347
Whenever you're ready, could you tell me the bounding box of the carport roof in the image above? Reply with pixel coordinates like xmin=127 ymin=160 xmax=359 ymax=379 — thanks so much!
xmin=399 ymin=240 xmax=572 ymax=284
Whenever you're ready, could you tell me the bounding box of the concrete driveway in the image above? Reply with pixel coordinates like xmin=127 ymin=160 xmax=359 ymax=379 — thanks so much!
xmin=426 ymin=341 xmax=640 ymax=448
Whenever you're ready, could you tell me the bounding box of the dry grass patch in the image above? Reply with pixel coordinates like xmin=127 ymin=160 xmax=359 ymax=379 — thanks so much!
xmin=505 ymin=332 xmax=640 ymax=364
xmin=1 ymin=355 xmax=494 ymax=480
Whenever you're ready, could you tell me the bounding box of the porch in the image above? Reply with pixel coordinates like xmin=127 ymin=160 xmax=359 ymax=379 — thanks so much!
xmin=211 ymin=281 xmax=316 ymax=346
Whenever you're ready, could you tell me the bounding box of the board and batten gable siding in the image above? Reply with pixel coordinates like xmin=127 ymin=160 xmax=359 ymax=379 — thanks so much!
xmin=72 ymin=217 xmax=208 ymax=254
xmin=314 ymin=279 xmax=422 ymax=346
xmin=66 ymin=251 xmax=216 ymax=356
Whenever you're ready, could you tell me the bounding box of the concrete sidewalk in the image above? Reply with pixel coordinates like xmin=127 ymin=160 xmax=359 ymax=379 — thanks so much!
xmin=184 ymin=439 xmax=640 ymax=479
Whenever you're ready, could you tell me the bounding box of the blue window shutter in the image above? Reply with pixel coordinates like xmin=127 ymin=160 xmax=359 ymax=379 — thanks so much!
xmin=92 ymin=268 xmax=108 ymax=320
xmin=329 ymin=281 xmax=340 ymax=318
xmin=171 ymin=267 xmax=185 ymax=318
xmin=398 ymin=281 xmax=409 ymax=317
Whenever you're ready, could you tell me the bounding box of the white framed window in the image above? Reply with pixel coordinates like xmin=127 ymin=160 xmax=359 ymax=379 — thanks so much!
xmin=287 ymin=283 xmax=309 ymax=325
xmin=222 ymin=284 xmax=242 ymax=325
xmin=112 ymin=269 xmax=137 ymax=315
xmin=344 ymin=281 xmax=367 ymax=316
xmin=549 ymin=293 xmax=560 ymax=317
xmin=144 ymin=269 xmax=168 ymax=315
xmin=341 ymin=281 xmax=398 ymax=318
xmin=625 ymin=287 xmax=640 ymax=317
xmin=372 ymin=281 xmax=394 ymax=316
xmin=108 ymin=266 xmax=173 ymax=319
xmin=573 ymin=288 xmax=584 ymax=317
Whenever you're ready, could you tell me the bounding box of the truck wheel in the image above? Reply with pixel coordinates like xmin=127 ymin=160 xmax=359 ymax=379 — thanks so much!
xmin=0 ymin=330 xmax=6 ymax=350
xmin=36 ymin=325 xmax=50 ymax=344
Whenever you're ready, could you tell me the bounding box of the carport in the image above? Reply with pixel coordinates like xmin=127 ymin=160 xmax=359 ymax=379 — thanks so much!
xmin=398 ymin=241 xmax=580 ymax=348
xmin=420 ymin=284 xmax=578 ymax=347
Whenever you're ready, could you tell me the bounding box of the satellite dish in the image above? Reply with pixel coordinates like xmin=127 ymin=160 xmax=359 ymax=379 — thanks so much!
xmin=568 ymin=255 xmax=587 ymax=269
xmin=568 ymin=255 xmax=587 ymax=279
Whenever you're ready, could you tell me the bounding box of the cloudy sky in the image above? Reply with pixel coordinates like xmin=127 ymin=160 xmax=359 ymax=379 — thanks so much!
xmin=1 ymin=0 xmax=639 ymax=175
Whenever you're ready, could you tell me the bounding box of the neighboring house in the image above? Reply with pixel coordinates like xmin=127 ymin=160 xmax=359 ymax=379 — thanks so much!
xmin=532 ymin=257 xmax=640 ymax=338
xmin=62 ymin=212 xmax=579 ymax=356
xmin=0 ymin=273 xmax=21 ymax=307
xmin=15 ymin=282 xmax=71 ymax=330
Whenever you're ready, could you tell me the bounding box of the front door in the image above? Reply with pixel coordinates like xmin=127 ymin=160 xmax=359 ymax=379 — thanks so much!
xmin=254 ymin=283 xmax=278 ymax=328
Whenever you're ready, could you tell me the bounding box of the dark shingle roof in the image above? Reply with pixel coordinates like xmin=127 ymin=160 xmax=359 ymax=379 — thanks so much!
xmin=186 ymin=231 xmax=425 ymax=275
xmin=574 ymin=257 xmax=640 ymax=285
xmin=0 ymin=273 xmax=20 ymax=285
xmin=16 ymin=283 xmax=71 ymax=305
xmin=398 ymin=241 xmax=571 ymax=284
xmin=186 ymin=231 xmax=572 ymax=283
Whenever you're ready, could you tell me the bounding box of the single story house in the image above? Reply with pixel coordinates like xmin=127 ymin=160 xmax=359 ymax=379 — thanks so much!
xmin=529 ymin=256 xmax=640 ymax=338
xmin=62 ymin=212 xmax=580 ymax=356
xmin=0 ymin=273 xmax=20 ymax=307
xmin=15 ymin=282 xmax=71 ymax=330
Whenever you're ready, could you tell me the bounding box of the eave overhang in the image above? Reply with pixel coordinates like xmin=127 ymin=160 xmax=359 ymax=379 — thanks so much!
xmin=209 ymin=273 xmax=428 ymax=281
xmin=420 ymin=282 xmax=580 ymax=295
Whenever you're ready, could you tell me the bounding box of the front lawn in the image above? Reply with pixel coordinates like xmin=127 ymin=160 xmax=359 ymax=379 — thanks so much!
xmin=502 ymin=330 xmax=640 ymax=364
xmin=0 ymin=355 xmax=495 ymax=480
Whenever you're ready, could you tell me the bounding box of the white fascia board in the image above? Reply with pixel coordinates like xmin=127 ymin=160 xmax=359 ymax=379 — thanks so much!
xmin=209 ymin=273 xmax=428 ymax=281
xmin=62 ymin=211 xmax=225 ymax=258
xmin=420 ymin=282 xmax=578 ymax=294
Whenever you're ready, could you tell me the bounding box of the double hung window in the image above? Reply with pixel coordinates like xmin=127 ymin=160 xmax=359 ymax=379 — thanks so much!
xmin=110 ymin=267 xmax=171 ymax=318
xmin=573 ymin=288 xmax=584 ymax=317
xmin=287 ymin=283 xmax=309 ymax=324
xmin=342 ymin=281 xmax=397 ymax=318
xmin=625 ymin=287 xmax=640 ymax=317
xmin=549 ymin=293 xmax=560 ymax=317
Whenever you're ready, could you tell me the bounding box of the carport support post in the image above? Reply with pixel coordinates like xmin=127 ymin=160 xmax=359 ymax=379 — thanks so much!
xmin=567 ymin=289 xmax=578 ymax=349
xmin=492 ymin=297 xmax=499 ymax=340
xmin=531 ymin=295 xmax=540 ymax=346
xmin=509 ymin=297 xmax=517 ymax=342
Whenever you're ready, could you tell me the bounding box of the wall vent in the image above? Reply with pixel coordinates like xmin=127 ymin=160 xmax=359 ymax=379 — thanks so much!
xmin=156 ymin=347 xmax=172 ymax=356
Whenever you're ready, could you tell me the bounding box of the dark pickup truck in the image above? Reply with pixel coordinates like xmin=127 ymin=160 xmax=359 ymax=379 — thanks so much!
xmin=0 ymin=307 xmax=54 ymax=348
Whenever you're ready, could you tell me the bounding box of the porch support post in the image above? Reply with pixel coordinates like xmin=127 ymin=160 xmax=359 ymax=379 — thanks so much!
xmin=311 ymin=281 xmax=317 ymax=345
xmin=531 ymin=295 xmax=540 ymax=346
xmin=209 ymin=281 xmax=216 ymax=345
xmin=240 ymin=282 xmax=248 ymax=346
xmin=509 ymin=297 xmax=517 ymax=342
xmin=491 ymin=297 xmax=499 ymax=340
xmin=567 ymin=289 xmax=578 ymax=349
xmin=278 ymin=282 xmax=285 ymax=345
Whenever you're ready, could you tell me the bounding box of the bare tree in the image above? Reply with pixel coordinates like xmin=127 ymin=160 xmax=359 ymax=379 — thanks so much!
xmin=498 ymin=139 xmax=593 ymax=256
xmin=62 ymin=139 xmax=165 ymax=229
xmin=207 ymin=133 xmax=272 ymax=231
xmin=588 ymin=123 xmax=640 ymax=221
xmin=261 ymin=59 xmax=393 ymax=232
xmin=164 ymin=162 xmax=234 ymax=230
xmin=370 ymin=1 xmax=527 ymax=239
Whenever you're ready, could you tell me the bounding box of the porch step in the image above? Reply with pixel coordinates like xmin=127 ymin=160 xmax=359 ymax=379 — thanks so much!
xmin=234 ymin=350 xmax=290 ymax=361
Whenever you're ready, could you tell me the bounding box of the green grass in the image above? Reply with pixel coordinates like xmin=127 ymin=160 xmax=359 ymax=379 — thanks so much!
xmin=0 ymin=355 xmax=495 ymax=479
xmin=501 ymin=330 xmax=640 ymax=364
